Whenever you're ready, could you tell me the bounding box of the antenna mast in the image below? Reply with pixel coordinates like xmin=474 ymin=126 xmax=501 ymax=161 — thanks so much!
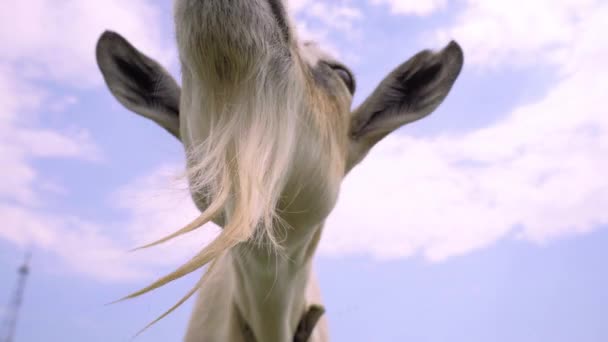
xmin=1 ymin=253 xmax=31 ymax=342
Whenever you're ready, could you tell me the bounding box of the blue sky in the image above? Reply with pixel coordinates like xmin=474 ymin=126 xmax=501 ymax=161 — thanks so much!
xmin=1 ymin=0 xmax=607 ymax=341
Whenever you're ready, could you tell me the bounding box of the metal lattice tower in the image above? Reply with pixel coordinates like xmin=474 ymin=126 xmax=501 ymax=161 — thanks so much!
xmin=1 ymin=253 xmax=31 ymax=342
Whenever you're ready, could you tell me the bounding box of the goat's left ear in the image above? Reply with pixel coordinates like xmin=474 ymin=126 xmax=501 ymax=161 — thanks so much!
xmin=348 ymin=41 xmax=463 ymax=167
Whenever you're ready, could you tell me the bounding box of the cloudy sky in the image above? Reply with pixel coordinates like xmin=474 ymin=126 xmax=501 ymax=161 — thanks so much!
xmin=1 ymin=0 xmax=607 ymax=341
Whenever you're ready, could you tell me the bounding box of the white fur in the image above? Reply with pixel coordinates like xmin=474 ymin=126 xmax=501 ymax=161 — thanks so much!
xmin=170 ymin=1 xmax=347 ymax=341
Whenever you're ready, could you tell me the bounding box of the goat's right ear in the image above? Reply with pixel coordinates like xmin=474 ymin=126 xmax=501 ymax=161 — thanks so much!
xmin=96 ymin=31 xmax=181 ymax=139
xmin=346 ymin=41 xmax=463 ymax=170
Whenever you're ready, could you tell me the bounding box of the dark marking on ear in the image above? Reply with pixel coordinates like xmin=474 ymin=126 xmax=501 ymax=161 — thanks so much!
xmin=350 ymin=42 xmax=464 ymax=142
xmin=109 ymin=48 xmax=179 ymax=118
xmin=364 ymin=60 xmax=443 ymax=123
xmin=384 ymin=62 xmax=443 ymax=114
xmin=293 ymin=305 xmax=326 ymax=342
xmin=267 ymin=0 xmax=291 ymax=44
xmin=398 ymin=62 xmax=443 ymax=96
xmin=113 ymin=55 xmax=157 ymax=107
xmin=96 ymin=31 xmax=180 ymax=113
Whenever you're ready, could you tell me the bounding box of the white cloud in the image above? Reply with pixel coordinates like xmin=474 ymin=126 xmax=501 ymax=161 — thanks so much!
xmin=370 ymin=0 xmax=448 ymax=16
xmin=0 ymin=0 xmax=172 ymax=204
xmin=306 ymin=2 xmax=363 ymax=33
xmin=0 ymin=66 xmax=100 ymax=206
xmin=323 ymin=72 xmax=608 ymax=261
xmin=0 ymin=0 xmax=176 ymax=282
xmin=0 ymin=0 xmax=174 ymax=87
xmin=0 ymin=162 xmax=218 ymax=282
xmin=111 ymin=165 xmax=221 ymax=269
xmin=0 ymin=204 xmax=145 ymax=282
xmin=0 ymin=63 xmax=121 ymax=280
xmin=435 ymin=0 xmax=602 ymax=71
xmin=289 ymin=0 xmax=363 ymax=59
xmin=321 ymin=0 xmax=608 ymax=261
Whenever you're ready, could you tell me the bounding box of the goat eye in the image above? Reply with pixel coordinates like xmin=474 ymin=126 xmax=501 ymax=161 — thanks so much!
xmin=329 ymin=64 xmax=355 ymax=94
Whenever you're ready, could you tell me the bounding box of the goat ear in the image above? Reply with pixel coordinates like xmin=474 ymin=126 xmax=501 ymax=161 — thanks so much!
xmin=347 ymin=41 xmax=463 ymax=167
xmin=96 ymin=31 xmax=181 ymax=139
